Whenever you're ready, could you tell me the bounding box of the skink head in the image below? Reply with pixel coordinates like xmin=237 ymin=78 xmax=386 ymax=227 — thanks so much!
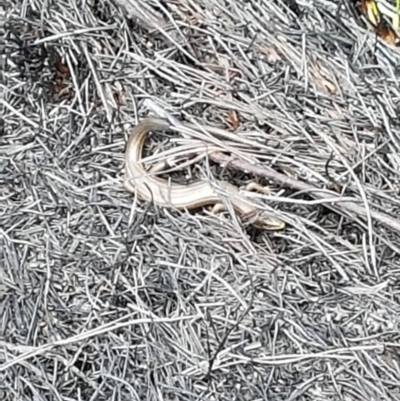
xmin=254 ymin=216 xmax=286 ymax=231
xmin=241 ymin=210 xmax=285 ymax=231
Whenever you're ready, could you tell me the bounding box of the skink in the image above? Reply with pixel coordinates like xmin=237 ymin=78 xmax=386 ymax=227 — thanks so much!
xmin=124 ymin=117 xmax=285 ymax=230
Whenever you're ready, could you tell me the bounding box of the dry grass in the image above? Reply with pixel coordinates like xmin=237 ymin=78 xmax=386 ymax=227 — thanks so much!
xmin=1 ymin=0 xmax=400 ymax=400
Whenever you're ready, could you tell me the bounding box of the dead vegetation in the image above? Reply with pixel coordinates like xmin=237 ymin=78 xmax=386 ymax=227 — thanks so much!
xmin=1 ymin=0 xmax=400 ymax=400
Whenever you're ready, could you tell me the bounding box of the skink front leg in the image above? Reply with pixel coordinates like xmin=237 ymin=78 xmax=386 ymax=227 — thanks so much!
xmin=244 ymin=182 xmax=271 ymax=195
xmin=211 ymin=203 xmax=228 ymax=215
xmin=149 ymin=161 xmax=168 ymax=174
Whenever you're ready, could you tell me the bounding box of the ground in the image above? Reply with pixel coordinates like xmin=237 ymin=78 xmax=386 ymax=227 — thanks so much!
xmin=1 ymin=1 xmax=400 ymax=400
